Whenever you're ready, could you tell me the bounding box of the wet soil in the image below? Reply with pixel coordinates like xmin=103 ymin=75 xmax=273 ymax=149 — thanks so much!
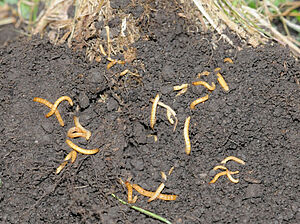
xmin=0 ymin=1 xmax=299 ymax=223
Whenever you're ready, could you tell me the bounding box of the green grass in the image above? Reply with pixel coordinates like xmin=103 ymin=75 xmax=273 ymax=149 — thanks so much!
xmin=111 ymin=193 xmax=172 ymax=224
xmin=1 ymin=0 xmax=40 ymax=23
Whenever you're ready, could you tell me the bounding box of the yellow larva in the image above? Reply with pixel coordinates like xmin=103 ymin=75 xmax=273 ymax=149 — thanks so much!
xmin=46 ymin=96 xmax=73 ymax=118
xmin=226 ymin=171 xmax=239 ymax=183
xmin=209 ymin=171 xmax=227 ymax=184
xmin=173 ymin=83 xmax=189 ymax=91
xmin=224 ymin=57 xmax=233 ymax=64
xmin=190 ymin=94 xmax=209 ymax=110
xmin=192 ymin=81 xmax=216 ymax=91
xmin=150 ymin=94 xmax=160 ymax=129
xmin=209 ymin=170 xmax=239 ymax=184
xmin=33 ymin=97 xmax=65 ymax=126
xmin=197 ymin=71 xmax=210 ymax=78
xmin=216 ymin=73 xmax=229 ymax=92
xmin=56 ymin=161 xmax=68 ymax=174
xmin=67 ymin=127 xmax=86 ymax=139
xmin=148 ymin=183 xmax=165 ymax=202
xmin=221 ymin=156 xmax=245 ymax=165
xmin=184 ymin=116 xmax=191 ymax=155
xmin=213 ymin=165 xmax=228 ymax=171
xmin=66 ymin=139 xmax=99 ymax=155
xmin=131 ymin=184 xmax=177 ymax=201
xmin=125 ymin=181 xmax=138 ymax=203
xmin=74 ymin=116 xmax=91 ymax=140
xmin=161 ymin=171 xmax=167 ymax=181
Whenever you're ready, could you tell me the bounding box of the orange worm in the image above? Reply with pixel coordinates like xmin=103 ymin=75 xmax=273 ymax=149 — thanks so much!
xmin=64 ymin=151 xmax=73 ymax=161
xmin=197 ymin=71 xmax=210 ymax=78
xmin=192 ymin=81 xmax=216 ymax=91
xmin=120 ymin=69 xmax=129 ymax=76
xmin=173 ymin=84 xmax=189 ymax=91
xmin=74 ymin=116 xmax=91 ymax=140
xmin=150 ymin=99 xmax=178 ymax=130
xmin=66 ymin=139 xmax=99 ymax=155
xmin=209 ymin=170 xmax=239 ymax=184
xmin=64 ymin=150 xmax=77 ymax=163
xmin=221 ymin=156 xmax=245 ymax=165
xmin=174 ymin=84 xmax=189 ymax=97
xmin=107 ymin=60 xmax=117 ymax=69
xmin=184 ymin=116 xmax=191 ymax=155
xmin=46 ymin=96 xmax=73 ymax=118
xmin=226 ymin=171 xmax=239 ymax=183
xmin=132 ymin=184 xmax=177 ymax=201
xmin=125 ymin=181 xmax=138 ymax=203
xmin=190 ymin=94 xmax=209 ymax=109
xmin=33 ymin=97 xmax=64 ymax=126
xmin=148 ymin=183 xmax=165 ymax=202
xmin=224 ymin=58 xmax=233 ymax=64
xmin=67 ymin=127 xmax=87 ymax=139
xmin=214 ymin=67 xmax=221 ymax=72
xmin=168 ymin=166 xmax=174 ymax=176
xmin=99 ymin=44 xmax=107 ymax=56
xmin=216 ymin=73 xmax=229 ymax=92
xmin=209 ymin=171 xmax=227 ymax=184
xmin=161 ymin=172 xmax=167 ymax=181
xmin=150 ymin=94 xmax=160 ymax=129
xmin=176 ymin=88 xmax=188 ymax=96
xmin=56 ymin=161 xmax=68 ymax=174
xmin=213 ymin=165 xmax=228 ymax=171
xmin=107 ymin=57 xmax=126 ymax=69
xmin=33 ymin=97 xmax=53 ymax=108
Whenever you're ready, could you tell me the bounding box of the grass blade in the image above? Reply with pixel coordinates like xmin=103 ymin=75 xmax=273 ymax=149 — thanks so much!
xmin=111 ymin=193 xmax=172 ymax=224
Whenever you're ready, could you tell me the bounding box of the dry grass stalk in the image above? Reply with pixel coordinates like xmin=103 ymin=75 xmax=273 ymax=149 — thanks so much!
xmin=191 ymin=0 xmax=269 ymax=47
xmin=33 ymin=0 xmax=73 ymax=35
xmin=242 ymin=5 xmax=300 ymax=57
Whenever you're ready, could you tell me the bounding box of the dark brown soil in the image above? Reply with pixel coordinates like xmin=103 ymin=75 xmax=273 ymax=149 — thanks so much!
xmin=0 ymin=1 xmax=299 ymax=223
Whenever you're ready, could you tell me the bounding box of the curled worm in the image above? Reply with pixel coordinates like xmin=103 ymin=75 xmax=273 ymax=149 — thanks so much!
xmin=33 ymin=97 xmax=65 ymax=126
xmin=46 ymin=96 xmax=73 ymax=118
xmin=66 ymin=139 xmax=99 ymax=155
xmin=132 ymin=184 xmax=177 ymax=201
xmin=190 ymin=94 xmax=209 ymax=110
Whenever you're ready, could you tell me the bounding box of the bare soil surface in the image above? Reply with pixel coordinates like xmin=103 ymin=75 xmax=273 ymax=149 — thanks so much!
xmin=0 ymin=1 xmax=299 ymax=223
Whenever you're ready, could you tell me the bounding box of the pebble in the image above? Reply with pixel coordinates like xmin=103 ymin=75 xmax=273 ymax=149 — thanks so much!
xmin=199 ymin=173 xmax=207 ymax=179
xmin=161 ymin=65 xmax=175 ymax=81
xmin=133 ymin=122 xmax=146 ymax=144
xmin=106 ymin=98 xmax=118 ymax=111
xmin=78 ymin=92 xmax=89 ymax=109
xmin=160 ymin=85 xmax=173 ymax=95
xmin=244 ymin=184 xmax=263 ymax=199
xmin=41 ymin=121 xmax=54 ymax=134
xmin=130 ymin=158 xmax=144 ymax=171
xmin=89 ymin=68 xmax=105 ymax=83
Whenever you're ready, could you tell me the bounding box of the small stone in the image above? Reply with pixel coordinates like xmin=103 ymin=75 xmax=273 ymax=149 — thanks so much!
xmin=133 ymin=122 xmax=146 ymax=144
xmin=160 ymin=86 xmax=173 ymax=95
xmin=41 ymin=122 xmax=54 ymax=134
xmin=199 ymin=173 xmax=207 ymax=178
xmin=89 ymin=68 xmax=105 ymax=83
xmin=78 ymin=92 xmax=89 ymax=109
xmin=244 ymin=184 xmax=263 ymax=199
xmin=106 ymin=98 xmax=118 ymax=111
xmin=208 ymin=169 xmax=217 ymax=177
xmin=130 ymin=158 xmax=144 ymax=171
xmin=194 ymin=65 xmax=203 ymax=74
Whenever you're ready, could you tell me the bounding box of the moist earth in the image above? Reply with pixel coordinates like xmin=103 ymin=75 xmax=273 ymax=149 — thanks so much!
xmin=0 ymin=1 xmax=299 ymax=223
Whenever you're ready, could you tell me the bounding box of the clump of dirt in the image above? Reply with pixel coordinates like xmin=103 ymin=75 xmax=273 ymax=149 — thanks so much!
xmin=0 ymin=0 xmax=299 ymax=223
